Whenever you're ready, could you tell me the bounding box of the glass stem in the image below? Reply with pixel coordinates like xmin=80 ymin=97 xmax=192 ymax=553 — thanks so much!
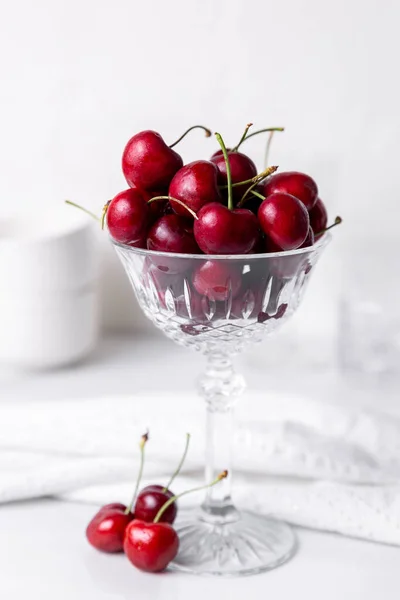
xmin=198 ymin=352 xmax=245 ymax=522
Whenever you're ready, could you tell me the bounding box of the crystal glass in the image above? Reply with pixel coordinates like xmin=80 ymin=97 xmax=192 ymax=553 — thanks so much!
xmin=113 ymin=236 xmax=330 ymax=576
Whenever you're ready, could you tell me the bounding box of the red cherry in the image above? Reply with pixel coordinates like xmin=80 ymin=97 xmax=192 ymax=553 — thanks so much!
xmin=169 ymin=160 xmax=222 ymax=217
xmin=308 ymin=198 xmax=328 ymax=239
xmin=122 ymin=130 xmax=183 ymax=191
xmin=86 ymin=504 xmax=133 ymax=553
xmin=258 ymin=192 xmax=309 ymax=250
xmin=264 ymin=171 xmax=318 ymax=210
xmin=211 ymin=151 xmax=257 ymax=201
xmin=106 ymin=188 xmax=149 ymax=245
xmin=134 ymin=485 xmax=177 ymax=524
xmin=300 ymin=227 xmax=315 ymax=248
xmin=147 ymin=214 xmax=200 ymax=255
xmin=124 ymin=520 xmax=179 ymax=573
xmin=98 ymin=503 xmax=127 ymax=513
xmin=194 ymin=203 xmax=259 ymax=255
xmin=193 ymin=260 xmax=241 ymax=301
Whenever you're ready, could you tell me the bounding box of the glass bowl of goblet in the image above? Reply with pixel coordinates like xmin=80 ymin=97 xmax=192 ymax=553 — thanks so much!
xmin=113 ymin=235 xmax=330 ymax=576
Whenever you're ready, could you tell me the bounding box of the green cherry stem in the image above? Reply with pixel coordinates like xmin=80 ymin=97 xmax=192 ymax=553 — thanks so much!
xmin=215 ymin=132 xmax=233 ymax=210
xmin=169 ymin=125 xmax=212 ymax=149
xmin=264 ymin=131 xmax=275 ymax=168
xmin=237 ymin=165 xmax=278 ymax=207
xmin=101 ymin=201 xmax=111 ymax=230
xmin=154 ymin=470 xmax=228 ymax=524
xmin=125 ymin=432 xmax=149 ymax=515
xmin=148 ymin=195 xmax=198 ymax=220
xmin=316 ymin=216 xmax=343 ymax=236
xmin=162 ymin=433 xmax=191 ymax=493
xmin=249 ymin=189 xmax=266 ymax=201
xmin=65 ymin=200 xmax=100 ymax=222
xmin=235 ymin=127 xmax=285 ymax=150
xmin=231 ymin=122 xmax=253 ymax=152
xmin=224 ymin=164 xmax=278 ymax=191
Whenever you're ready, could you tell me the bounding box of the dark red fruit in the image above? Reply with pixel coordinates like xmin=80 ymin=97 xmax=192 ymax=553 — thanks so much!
xmin=258 ymin=193 xmax=309 ymax=250
xmin=193 ymin=260 xmax=241 ymax=301
xmin=194 ymin=203 xmax=259 ymax=255
xmin=147 ymin=214 xmax=200 ymax=254
xmin=169 ymin=160 xmax=222 ymax=217
xmin=308 ymin=198 xmax=328 ymax=239
xmin=241 ymin=185 xmax=265 ymax=215
xmin=106 ymin=189 xmax=149 ymax=245
xmin=147 ymin=215 xmax=199 ymax=274
xmin=300 ymin=227 xmax=315 ymax=248
xmin=134 ymin=485 xmax=177 ymax=524
xmin=122 ymin=130 xmax=183 ymax=191
xmin=264 ymin=171 xmax=318 ymax=210
xmin=86 ymin=504 xmax=133 ymax=553
xmin=124 ymin=520 xmax=179 ymax=573
xmin=211 ymin=151 xmax=257 ymax=201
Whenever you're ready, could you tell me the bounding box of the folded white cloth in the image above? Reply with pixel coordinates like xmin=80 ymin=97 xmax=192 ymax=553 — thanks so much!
xmin=1 ymin=393 xmax=399 ymax=546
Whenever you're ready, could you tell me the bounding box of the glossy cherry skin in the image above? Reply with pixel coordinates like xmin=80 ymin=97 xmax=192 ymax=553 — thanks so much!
xmin=147 ymin=215 xmax=199 ymax=274
xmin=147 ymin=214 xmax=200 ymax=254
xmin=300 ymin=227 xmax=315 ymax=248
xmin=211 ymin=151 xmax=257 ymax=201
xmin=193 ymin=261 xmax=241 ymax=301
xmin=263 ymin=171 xmax=318 ymax=210
xmin=124 ymin=520 xmax=179 ymax=573
xmin=258 ymin=192 xmax=309 ymax=250
xmin=308 ymin=198 xmax=328 ymax=239
xmin=169 ymin=160 xmax=222 ymax=217
xmin=86 ymin=504 xmax=133 ymax=553
xmin=194 ymin=203 xmax=259 ymax=255
xmin=106 ymin=188 xmax=149 ymax=245
xmin=122 ymin=130 xmax=183 ymax=191
xmin=134 ymin=485 xmax=177 ymax=524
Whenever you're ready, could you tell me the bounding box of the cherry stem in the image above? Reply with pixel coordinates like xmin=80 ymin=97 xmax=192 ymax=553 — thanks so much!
xmin=249 ymin=190 xmax=266 ymax=201
xmin=162 ymin=433 xmax=191 ymax=493
xmin=125 ymin=432 xmax=149 ymax=515
xmin=148 ymin=195 xmax=198 ymax=220
xmin=153 ymin=470 xmax=228 ymax=524
xmin=64 ymin=200 xmax=99 ymax=222
xmin=235 ymin=127 xmax=284 ymax=151
xmin=237 ymin=165 xmax=278 ymax=207
xmin=264 ymin=131 xmax=275 ymax=168
xmin=316 ymin=216 xmax=342 ymax=236
xmin=231 ymin=122 xmax=253 ymax=152
xmin=101 ymin=201 xmax=111 ymax=230
xmin=215 ymin=132 xmax=233 ymax=210
xmin=169 ymin=125 xmax=212 ymax=149
xmin=222 ymin=164 xmax=278 ymax=190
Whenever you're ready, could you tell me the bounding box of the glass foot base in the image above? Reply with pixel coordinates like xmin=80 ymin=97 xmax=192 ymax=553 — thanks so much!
xmin=170 ymin=508 xmax=297 ymax=577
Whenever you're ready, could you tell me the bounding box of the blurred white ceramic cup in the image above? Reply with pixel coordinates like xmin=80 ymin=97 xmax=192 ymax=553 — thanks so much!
xmin=0 ymin=205 xmax=99 ymax=369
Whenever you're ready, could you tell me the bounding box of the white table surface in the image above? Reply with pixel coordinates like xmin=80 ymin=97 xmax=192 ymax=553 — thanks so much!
xmin=0 ymin=335 xmax=399 ymax=599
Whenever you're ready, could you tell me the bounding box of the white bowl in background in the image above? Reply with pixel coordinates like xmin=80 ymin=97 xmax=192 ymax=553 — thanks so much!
xmin=0 ymin=205 xmax=100 ymax=369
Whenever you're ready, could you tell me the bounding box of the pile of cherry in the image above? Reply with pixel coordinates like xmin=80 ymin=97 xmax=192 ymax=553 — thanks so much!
xmin=86 ymin=433 xmax=226 ymax=573
xmin=103 ymin=123 xmax=337 ymax=256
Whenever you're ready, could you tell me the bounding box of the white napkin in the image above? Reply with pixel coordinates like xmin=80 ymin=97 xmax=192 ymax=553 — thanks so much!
xmin=1 ymin=393 xmax=399 ymax=546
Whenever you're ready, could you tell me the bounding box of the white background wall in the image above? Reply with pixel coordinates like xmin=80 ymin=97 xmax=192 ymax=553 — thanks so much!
xmin=0 ymin=0 xmax=398 ymax=337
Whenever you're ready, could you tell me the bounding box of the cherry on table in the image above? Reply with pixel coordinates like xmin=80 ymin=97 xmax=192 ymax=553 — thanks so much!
xmin=124 ymin=520 xmax=179 ymax=573
xmin=86 ymin=504 xmax=133 ymax=553
xmin=263 ymin=171 xmax=319 ymax=210
xmin=169 ymin=160 xmax=222 ymax=217
xmin=258 ymin=192 xmax=310 ymax=250
xmin=134 ymin=485 xmax=177 ymax=524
